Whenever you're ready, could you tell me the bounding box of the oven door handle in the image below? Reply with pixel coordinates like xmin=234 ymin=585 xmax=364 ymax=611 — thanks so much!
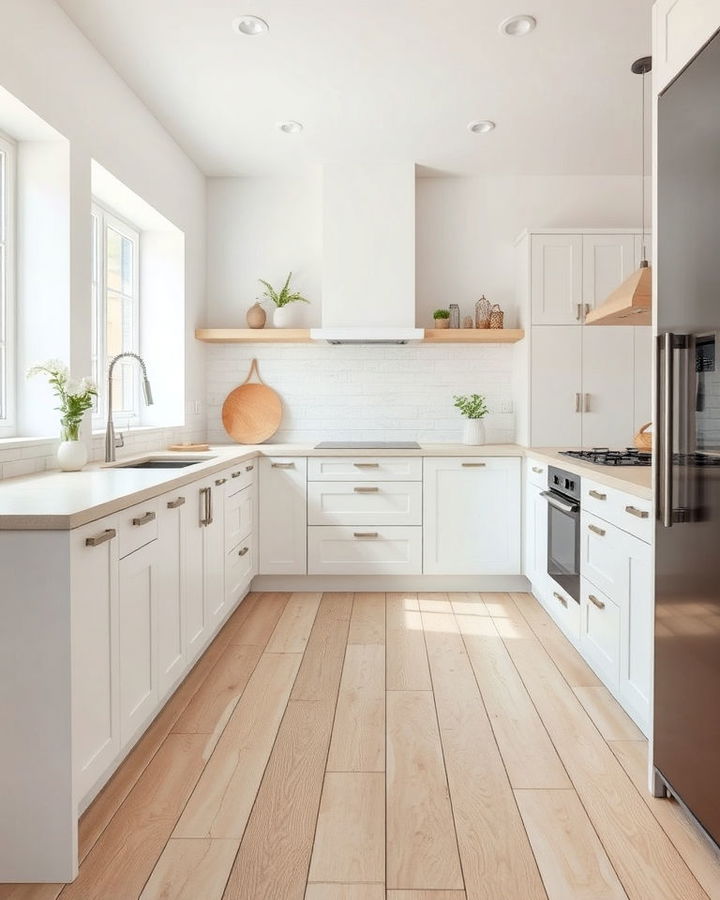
xmin=540 ymin=491 xmax=579 ymax=514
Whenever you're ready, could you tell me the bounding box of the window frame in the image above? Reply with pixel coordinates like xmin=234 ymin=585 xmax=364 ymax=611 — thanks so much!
xmin=91 ymin=200 xmax=141 ymax=431
xmin=0 ymin=131 xmax=16 ymax=437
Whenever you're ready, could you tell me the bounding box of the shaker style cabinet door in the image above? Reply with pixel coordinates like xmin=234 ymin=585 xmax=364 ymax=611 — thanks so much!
xmin=531 ymin=234 xmax=583 ymax=324
xmin=157 ymin=493 xmax=187 ymax=699
xmin=580 ymin=327 xmax=635 ymax=449
xmin=259 ymin=457 xmax=308 ymax=574
xmin=530 ymin=326 xmax=582 ymax=447
xmin=581 ymin=233 xmax=636 ymax=316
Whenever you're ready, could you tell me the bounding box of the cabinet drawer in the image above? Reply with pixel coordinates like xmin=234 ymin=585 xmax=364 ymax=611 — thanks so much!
xmin=308 ymin=481 xmax=422 ymax=526
xmin=224 ymin=460 xmax=257 ymax=496
xmin=308 ymin=526 xmax=422 ymax=575
xmin=583 ymin=478 xmax=652 ymax=542
xmin=308 ymin=457 xmax=422 ymax=481
xmin=117 ymin=498 xmax=160 ymax=559
xmin=581 ymin=511 xmax=626 ymax=604
xmin=580 ymin=577 xmax=620 ymax=690
xmin=545 ymin=581 xmax=580 ymax=642
xmin=225 ymin=484 xmax=255 ymax=551
xmin=226 ymin=535 xmax=255 ymax=605
xmin=526 ymin=457 xmax=548 ymax=489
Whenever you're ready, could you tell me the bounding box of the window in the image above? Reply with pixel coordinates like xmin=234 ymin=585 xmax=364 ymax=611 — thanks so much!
xmin=92 ymin=202 xmax=140 ymax=428
xmin=0 ymin=133 xmax=16 ymax=436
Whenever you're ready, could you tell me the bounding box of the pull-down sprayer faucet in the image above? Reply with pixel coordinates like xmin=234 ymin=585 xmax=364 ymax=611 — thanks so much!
xmin=105 ymin=352 xmax=154 ymax=462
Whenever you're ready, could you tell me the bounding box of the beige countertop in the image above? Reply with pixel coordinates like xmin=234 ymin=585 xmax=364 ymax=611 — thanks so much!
xmin=527 ymin=448 xmax=653 ymax=501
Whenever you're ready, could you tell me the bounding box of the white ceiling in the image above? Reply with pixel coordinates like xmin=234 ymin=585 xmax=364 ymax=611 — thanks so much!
xmin=55 ymin=0 xmax=654 ymax=177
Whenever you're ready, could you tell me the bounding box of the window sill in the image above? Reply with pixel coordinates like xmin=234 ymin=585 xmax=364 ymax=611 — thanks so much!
xmin=0 ymin=435 xmax=57 ymax=450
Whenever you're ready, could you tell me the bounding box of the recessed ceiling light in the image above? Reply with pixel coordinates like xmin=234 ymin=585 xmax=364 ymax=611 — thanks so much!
xmin=276 ymin=120 xmax=303 ymax=134
xmin=499 ymin=14 xmax=537 ymax=36
xmin=467 ymin=120 xmax=496 ymax=134
xmin=231 ymin=15 xmax=269 ymax=36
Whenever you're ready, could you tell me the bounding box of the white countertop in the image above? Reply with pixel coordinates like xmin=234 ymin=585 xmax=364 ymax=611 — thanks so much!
xmin=0 ymin=442 xmax=652 ymax=530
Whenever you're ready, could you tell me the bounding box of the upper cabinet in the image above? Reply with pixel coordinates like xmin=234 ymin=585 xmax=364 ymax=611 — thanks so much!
xmin=582 ymin=234 xmax=636 ymax=314
xmin=653 ymin=0 xmax=720 ymax=93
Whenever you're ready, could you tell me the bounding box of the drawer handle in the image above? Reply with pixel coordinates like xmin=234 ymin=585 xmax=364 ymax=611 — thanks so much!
xmin=231 ymin=471 xmax=242 ymax=478
xmin=85 ymin=528 xmax=116 ymax=547
xmin=588 ymin=594 xmax=606 ymax=610
xmin=553 ymin=591 xmax=568 ymax=608
xmin=588 ymin=523 xmax=606 ymax=537
xmin=625 ymin=505 xmax=649 ymax=519
xmin=532 ymin=466 xmax=543 ymax=474
xmin=272 ymin=462 xmax=295 ymax=468
xmin=589 ymin=489 xmax=607 ymax=501
xmin=353 ymin=531 xmax=379 ymax=538
xmin=167 ymin=497 xmax=185 ymax=509
xmin=238 ymin=546 xmax=249 ymax=556
xmin=132 ymin=511 xmax=156 ymax=527
xmin=353 ymin=462 xmax=379 ymax=468
xmin=462 ymin=462 xmax=486 ymax=467
xmin=215 ymin=477 xmax=227 ymax=486
xmin=354 ymin=486 xmax=379 ymax=493
xmin=246 ymin=464 xmax=254 ymax=472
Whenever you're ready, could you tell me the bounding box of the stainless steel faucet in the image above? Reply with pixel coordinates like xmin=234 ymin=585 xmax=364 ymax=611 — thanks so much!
xmin=105 ymin=352 xmax=154 ymax=462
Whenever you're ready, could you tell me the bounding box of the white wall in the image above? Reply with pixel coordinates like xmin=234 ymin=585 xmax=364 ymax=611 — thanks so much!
xmin=0 ymin=0 xmax=206 ymax=477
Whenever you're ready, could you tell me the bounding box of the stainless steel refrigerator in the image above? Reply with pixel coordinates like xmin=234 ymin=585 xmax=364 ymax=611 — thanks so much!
xmin=654 ymin=27 xmax=720 ymax=846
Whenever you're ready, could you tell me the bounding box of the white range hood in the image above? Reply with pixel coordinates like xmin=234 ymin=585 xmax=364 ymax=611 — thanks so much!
xmin=310 ymin=163 xmax=423 ymax=344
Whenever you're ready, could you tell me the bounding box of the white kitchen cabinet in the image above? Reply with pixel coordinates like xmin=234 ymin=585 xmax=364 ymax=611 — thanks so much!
xmin=580 ymin=327 xmax=635 ymax=448
xmin=204 ymin=475 xmax=228 ymax=629
xmin=524 ymin=482 xmax=549 ymax=600
xmin=582 ymin=233 xmax=636 ymax=316
xmin=226 ymin=533 xmax=256 ymax=603
xmin=618 ymin=532 xmax=652 ymax=733
xmin=184 ymin=481 xmax=208 ymax=659
xmin=531 ymin=234 xmax=583 ymax=325
xmin=308 ymin=525 xmax=422 ymax=575
xmin=423 ymin=457 xmax=521 ymax=574
xmin=545 ymin=581 xmax=581 ymax=642
xmin=225 ymin=482 xmax=255 ymax=552
xmin=157 ymin=493 xmax=187 ymax=698
xmin=530 ymin=326 xmax=583 ymax=447
xmin=308 ymin=480 xmax=422 ymax=526
xmin=580 ymin=577 xmax=621 ymax=690
xmin=259 ymin=457 xmax=307 ymax=574
xmin=653 ymin=0 xmax=720 ymax=92
xmin=71 ymin=518 xmax=120 ymax=800
xmin=308 ymin=456 xmax=423 ymax=481
xmin=634 ymin=326 xmax=653 ymax=431
xmin=118 ymin=539 xmax=160 ymax=745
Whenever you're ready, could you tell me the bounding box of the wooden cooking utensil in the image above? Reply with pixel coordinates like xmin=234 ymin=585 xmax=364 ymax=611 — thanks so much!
xmin=221 ymin=358 xmax=282 ymax=444
xmin=633 ymin=422 xmax=652 ymax=451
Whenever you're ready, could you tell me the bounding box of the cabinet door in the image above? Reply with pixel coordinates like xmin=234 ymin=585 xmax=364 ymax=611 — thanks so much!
xmin=581 ymin=327 xmax=635 ymax=448
xmin=184 ymin=484 xmax=207 ymax=660
xmin=118 ymin=540 xmax=159 ymax=745
xmin=71 ymin=518 xmax=120 ymax=799
xmin=225 ymin=483 xmax=255 ymax=552
xmin=157 ymin=494 xmax=187 ymax=699
xmin=423 ymin=458 xmax=521 ymax=574
xmin=653 ymin=0 xmax=720 ymax=92
xmin=525 ymin=485 xmax=549 ymax=600
xmin=618 ymin=533 xmax=652 ymax=735
xmin=633 ymin=326 xmax=653 ymax=431
xmin=531 ymin=326 xmax=582 ymax=446
xmin=259 ymin=458 xmax=308 ymax=574
xmin=204 ymin=482 xmax=226 ymax=628
xmin=580 ymin=578 xmax=621 ymax=690
xmin=531 ymin=234 xmax=583 ymax=324
xmin=581 ymin=234 xmax=636 ymax=316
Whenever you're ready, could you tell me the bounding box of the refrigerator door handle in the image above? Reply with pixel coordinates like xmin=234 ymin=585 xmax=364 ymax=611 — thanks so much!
xmin=658 ymin=333 xmax=675 ymax=528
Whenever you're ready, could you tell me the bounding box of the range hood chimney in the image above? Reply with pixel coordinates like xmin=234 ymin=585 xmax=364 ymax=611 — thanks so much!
xmin=310 ymin=163 xmax=423 ymax=344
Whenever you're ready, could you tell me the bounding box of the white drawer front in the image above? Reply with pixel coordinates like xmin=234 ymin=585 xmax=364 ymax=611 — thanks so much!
xmin=545 ymin=581 xmax=580 ymax=642
xmin=583 ymin=478 xmax=652 ymax=542
xmin=226 ymin=535 xmax=255 ymax=604
xmin=580 ymin=577 xmax=621 ymax=690
xmin=117 ymin=497 xmax=160 ymax=559
xmin=225 ymin=484 xmax=255 ymax=552
xmin=526 ymin=457 xmax=548 ymax=489
xmin=308 ymin=481 xmax=422 ymax=526
xmin=581 ymin=511 xmax=626 ymax=605
xmin=224 ymin=460 xmax=257 ymax=496
xmin=308 ymin=526 xmax=422 ymax=575
xmin=308 ymin=457 xmax=422 ymax=481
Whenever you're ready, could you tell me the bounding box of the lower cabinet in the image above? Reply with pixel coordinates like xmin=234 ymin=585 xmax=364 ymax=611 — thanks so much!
xmin=524 ymin=481 xmax=549 ymax=595
xmin=423 ymin=457 xmax=521 ymax=574
xmin=308 ymin=525 xmax=422 ymax=575
xmin=259 ymin=457 xmax=307 ymax=574
xmin=580 ymin=577 xmax=621 ymax=691
xmin=157 ymin=493 xmax=187 ymax=698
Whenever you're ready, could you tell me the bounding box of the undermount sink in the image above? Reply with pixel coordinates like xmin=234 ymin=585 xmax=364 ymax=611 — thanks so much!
xmin=110 ymin=457 xmax=215 ymax=470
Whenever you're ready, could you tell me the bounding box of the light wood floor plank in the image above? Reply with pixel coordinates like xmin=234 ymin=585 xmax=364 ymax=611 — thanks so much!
xmin=386 ymin=592 xmax=431 ymax=690
xmin=173 ymin=652 xmax=302 ymax=839
xmin=60 ymin=734 xmax=207 ymax=900
xmin=172 ymin=643 xmax=262 ymax=735
xmin=573 ymin=686 xmax=645 ymax=742
xmin=610 ymin=740 xmax=720 ymax=899
xmin=227 ymin=591 xmax=290 ymax=646
xmin=499 ymin=619 xmax=706 ymax=900
xmin=327 ymin=643 xmax=385 ymax=772
xmin=457 ymin=613 xmax=571 ymax=790
xmin=515 ymin=789 xmax=628 ymax=899
xmin=0 ymin=887 xmax=62 ymax=900
xmin=423 ymin=611 xmax=546 ymax=900
xmin=265 ymin=591 xmax=322 ymax=653
xmin=139 ymin=838 xmax=239 ymax=900
xmin=386 ymin=689 xmax=464 ymax=891
xmin=290 ymin=592 xmax=353 ymax=701
xmin=386 ymin=893 xmax=467 ymax=900
xmin=306 ymin=887 xmax=384 ymax=900
xmin=448 ymin=591 xmax=489 ymax=617
xmin=418 ymin=592 xmax=452 ymax=613
xmin=309 ymin=772 xmax=385 ymax=883
xmin=348 ymin=592 xmax=386 ymax=644
xmin=223 ymin=700 xmax=336 ymax=900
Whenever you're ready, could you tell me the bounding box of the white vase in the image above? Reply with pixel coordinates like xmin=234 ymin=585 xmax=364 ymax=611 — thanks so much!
xmin=272 ymin=305 xmax=298 ymax=328
xmin=462 ymin=419 xmax=486 ymax=446
xmin=57 ymin=440 xmax=88 ymax=472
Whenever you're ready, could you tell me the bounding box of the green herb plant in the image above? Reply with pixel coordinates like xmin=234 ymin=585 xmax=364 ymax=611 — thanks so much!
xmin=433 ymin=308 xmax=450 ymax=320
xmin=258 ymin=272 xmax=311 ymax=308
xmin=453 ymin=393 xmax=489 ymax=420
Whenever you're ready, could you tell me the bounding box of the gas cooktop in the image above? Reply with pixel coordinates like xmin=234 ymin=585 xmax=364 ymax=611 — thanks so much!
xmin=560 ymin=448 xmax=651 ymax=467
xmin=314 ymin=441 xmax=421 ymax=449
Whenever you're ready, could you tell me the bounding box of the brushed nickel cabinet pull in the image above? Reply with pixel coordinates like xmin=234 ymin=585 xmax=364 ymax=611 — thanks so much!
xmin=238 ymin=546 xmax=249 ymax=556
xmin=132 ymin=511 xmax=156 ymax=527
xmin=575 ymin=392 xmax=582 ymax=413
xmin=589 ymin=489 xmax=607 ymax=500
xmin=199 ymin=487 xmax=212 ymax=526
xmin=85 ymin=528 xmax=116 ymax=547
xmin=246 ymin=464 xmax=254 ymax=471
xmin=354 ymin=486 xmax=379 ymax=493
xmin=589 ymin=594 xmax=606 ymax=610
xmin=215 ymin=477 xmax=227 ymax=486
xmin=584 ymin=303 xmax=591 ymax=317
xmin=576 ymin=303 xmax=583 ymax=322
xmin=353 ymin=531 xmax=379 ymax=538
xmin=271 ymin=462 xmax=295 ymax=469
xmin=462 ymin=462 xmax=486 ymax=467
xmin=584 ymin=393 xmax=591 ymax=413
xmin=625 ymin=505 xmax=649 ymax=519
xmin=588 ymin=523 xmax=606 ymax=537
xmin=231 ymin=471 xmax=242 ymax=478
xmin=553 ymin=591 xmax=568 ymax=608
xmin=353 ymin=462 xmax=379 ymax=468
xmin=532 ymin=466 xmax=543 ymax=474
xmin=167 ymin=497 xmax=186 ymax=509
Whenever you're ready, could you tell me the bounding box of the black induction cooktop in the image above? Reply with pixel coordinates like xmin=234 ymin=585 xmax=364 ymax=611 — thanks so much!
xmin=314 ymin=441 xmax=421 ymax=449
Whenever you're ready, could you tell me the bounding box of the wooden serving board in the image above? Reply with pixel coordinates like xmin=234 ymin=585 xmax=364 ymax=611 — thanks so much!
xmin=221 ymin=359 xmax=282 ymax=444
xmin=168 ymin=443 xmax=210 ymax=452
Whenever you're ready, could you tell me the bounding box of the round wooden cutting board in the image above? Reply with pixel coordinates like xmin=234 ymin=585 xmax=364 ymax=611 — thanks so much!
xmin=221 ymin=359 xmax=283 ymax=443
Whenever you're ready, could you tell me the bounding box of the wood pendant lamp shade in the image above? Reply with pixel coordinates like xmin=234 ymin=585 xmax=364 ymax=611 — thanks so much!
xmin=584 ymin=263 xmax=652 ymax=325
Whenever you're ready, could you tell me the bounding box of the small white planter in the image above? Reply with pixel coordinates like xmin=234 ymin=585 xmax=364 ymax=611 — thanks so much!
xmin=462 ymin=419 xmax=486 ymax=446
xmin=272 ymin=305 xmax=300 ymax=328
xmin=57 ymin=440 xmax=88 ymax=472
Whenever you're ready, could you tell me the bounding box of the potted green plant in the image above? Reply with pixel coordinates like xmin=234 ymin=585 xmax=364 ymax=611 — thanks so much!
xmin=27 ymin=360 xmax=97 ymax=470
xmin=433 ymin=308 xmax=451 ymax=329
xmin=453 ymin=393 xmax=489 ymax=445
xmin=258 ymin=271 xmax=311 ymax=328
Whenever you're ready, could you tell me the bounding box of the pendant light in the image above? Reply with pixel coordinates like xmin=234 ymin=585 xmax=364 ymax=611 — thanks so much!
xmin=586 ymin=56 xmax=652 ymax=325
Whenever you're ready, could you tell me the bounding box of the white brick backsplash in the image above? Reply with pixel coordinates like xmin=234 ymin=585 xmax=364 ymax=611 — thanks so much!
xmin=206 ymin=343 xmax=517 ymax=445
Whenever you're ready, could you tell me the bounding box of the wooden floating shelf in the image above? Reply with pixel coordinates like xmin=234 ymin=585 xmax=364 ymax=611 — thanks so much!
xmin=195 ymin=327 xmax=525 ymax=344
